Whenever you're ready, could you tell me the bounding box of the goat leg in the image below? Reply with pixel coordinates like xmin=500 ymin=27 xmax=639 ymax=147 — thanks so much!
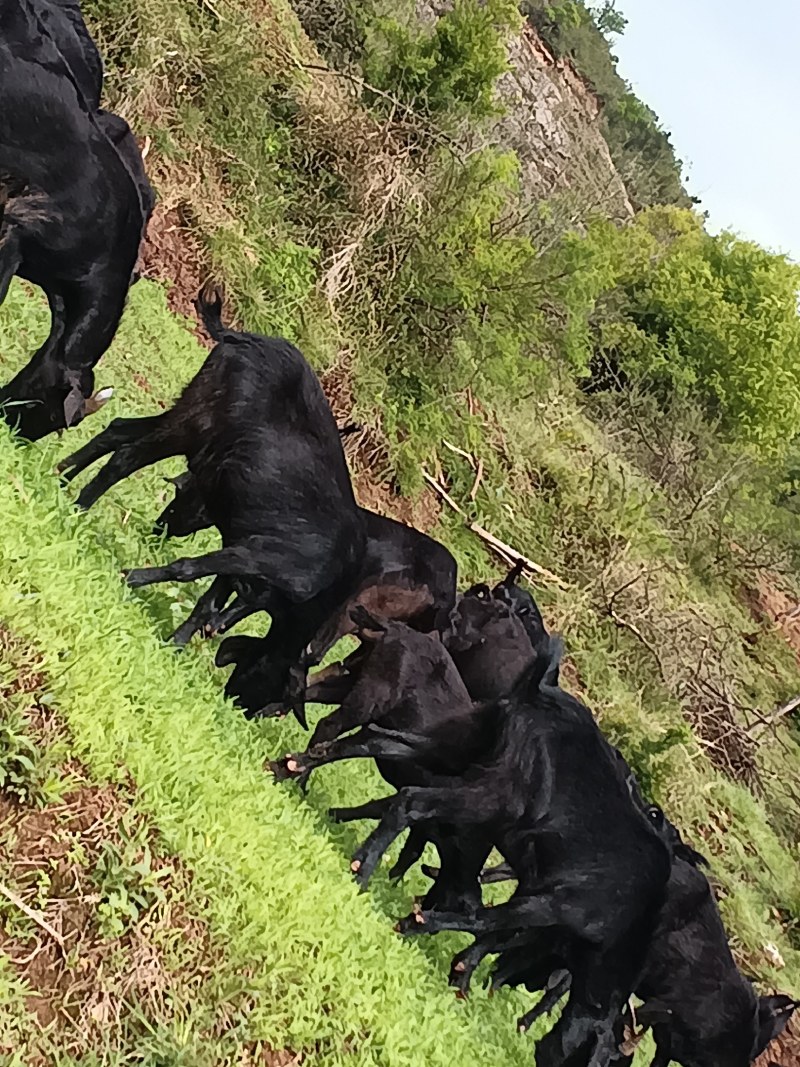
xmin=388 ymin=826 xmax=430 ymax=882
xmin=401 ymin=892 xmax=561 ymax=939
xmin=269 ymin=725 xmax=423 ymax=784
xmin=170 ymin=575 xmax=234 ymax=646
xmin=516 ymin=972 xmax=572 ymax=1032
xmin=207 ymin=595 xmax=259 ymax=635
xmin=351 ymin=782 xmax=493 ymax=890
xmin=329 ymin=796 xmax=393 ymax=824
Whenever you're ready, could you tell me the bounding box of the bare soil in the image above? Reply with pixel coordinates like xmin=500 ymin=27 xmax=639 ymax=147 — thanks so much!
xmin=140 ymin=202 xmax=211 ymax=340
xmin=0 ymin=627 xmax=296 ymax=1065
xmin=743 ymin=573 xmax=800 ymax=669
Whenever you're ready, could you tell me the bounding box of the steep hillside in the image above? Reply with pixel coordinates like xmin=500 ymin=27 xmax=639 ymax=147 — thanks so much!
xmin=3 ymin=0 xmax=800 ymax=1063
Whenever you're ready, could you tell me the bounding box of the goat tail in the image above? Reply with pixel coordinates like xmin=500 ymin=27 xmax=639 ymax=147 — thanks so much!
xmin=195 ymin=282 xmax=227 ymax=340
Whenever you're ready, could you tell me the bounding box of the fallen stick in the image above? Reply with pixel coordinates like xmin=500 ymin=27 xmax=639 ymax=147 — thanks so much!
xmin=469 ymin=458 xmax=484 ymax=503
xmin=470 ymin=523 xmax=567 ymax=588
xmin=442 ymin=439 xmax=477 ymax=470
xmin=422 ymin=468 xmax=464 ymax=516
xmin=746 ymin=695 xmax=800 ymax=738
xmin=0 ymin=881 xmax=65 ymax=949
xmin=422 ymin=467 xmax=567 ymax=588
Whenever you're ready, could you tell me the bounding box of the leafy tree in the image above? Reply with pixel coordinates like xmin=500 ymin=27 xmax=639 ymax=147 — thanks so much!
xmin=552 ymin=207 xmax=800 ymax=456
xmin=589 ymin=0 xmax=627 ymax=38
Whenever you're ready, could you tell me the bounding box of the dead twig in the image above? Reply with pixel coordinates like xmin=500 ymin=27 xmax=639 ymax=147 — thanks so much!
xmin=422 ymin=467 xmax=567 ymax=587
xmin=746 ymin=696 xmax=800 ymax=739
xmin=606 ymin=606 xmax=668 ymax=685
xmin=442 ymin=439 xmax=477 ymax=470
xmin=0 ymin=881 xmax=65 ymax=949
xmin=469 ymin=458 xmax=484 ymax=503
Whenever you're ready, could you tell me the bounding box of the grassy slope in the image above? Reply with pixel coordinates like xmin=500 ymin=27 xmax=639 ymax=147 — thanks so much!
xmin=0 ymin=279 xmax=545 ymax=1066
xmin=2 ymin=0 xmax=800 ymax=1056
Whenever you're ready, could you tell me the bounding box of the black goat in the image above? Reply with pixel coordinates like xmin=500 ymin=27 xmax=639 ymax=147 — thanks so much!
xmin=28 ymin=0 xmax=103 ymax=105
xmin=58 ymin=286 xmax=367 ymax=722
xmin=442 ymin=564 xmax=555 ymax=701
xmin=272 ymin=608 xmax=525 ymax=915
xmin=0 ymin=0 xmax=150 ymax=440
xmin=154 ymin=471 xmax=456 ymax=665
xmin=478 ymin=833 xmax=796 ymax=1067
xmin=619 ymin=859 xmax=796 ymax=1067
xmin=350 ymin=653 xmax=672 ymax=1067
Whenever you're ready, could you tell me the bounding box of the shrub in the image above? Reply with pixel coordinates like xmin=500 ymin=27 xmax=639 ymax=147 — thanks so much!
xmin=550 ymin=207 xmax=800 ymax=456
xmin=362 ymin=0 xmax=520 ymax=123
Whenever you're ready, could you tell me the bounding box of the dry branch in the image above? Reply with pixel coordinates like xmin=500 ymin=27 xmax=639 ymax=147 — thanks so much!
xmin=422 ymin=467 xmax=567 ymax=588
xmin=746 ymin=696 xmax=800 ymax=739
xmin=0 ymin=881 xmax=65 ymax=949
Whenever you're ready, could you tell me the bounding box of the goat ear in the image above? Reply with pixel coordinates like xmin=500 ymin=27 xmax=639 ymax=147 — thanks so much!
xmin=62 ymin=381 xmax=85 ymax=427
xmin=754 ymin=995 xmax=798 ymax=1056
xmin=501 ymin=559 xmax=525 ymax=587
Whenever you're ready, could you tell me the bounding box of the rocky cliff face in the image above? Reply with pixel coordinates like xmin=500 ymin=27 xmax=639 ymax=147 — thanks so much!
xmin=418 ymin=2 xmax=634 ymax=221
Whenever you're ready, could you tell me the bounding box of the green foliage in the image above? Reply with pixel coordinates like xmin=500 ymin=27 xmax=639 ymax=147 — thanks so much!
xmin=350 ymin=147 xmax=547 ymax=486
xmin=0 ymin=704 xmax=43 ymax=804
xmin=93 ymin=818 xmax=168 ymax=939
xmin=362 ymin=0 xmax=520 ymax=122
xmin=588 ymin=1 xmax=627 ymax=37
xmin=549 ymin=206 xmax=800 ymax=455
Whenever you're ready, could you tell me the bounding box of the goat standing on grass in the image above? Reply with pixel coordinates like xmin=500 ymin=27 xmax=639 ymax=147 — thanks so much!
xmin=0 ymin=0 xmax=151 ymax=440
xmin=337 ymin=646 xmax=672 ymax=1067
xmin=58 ymin=285 xmax=367 ymax=722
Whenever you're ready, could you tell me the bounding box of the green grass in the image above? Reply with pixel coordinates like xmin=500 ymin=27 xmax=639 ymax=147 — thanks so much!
xmin=2 ymin=0 xmax=800 ymax=1054
xmin=0 ymin=278 xmax=552 ymax=1066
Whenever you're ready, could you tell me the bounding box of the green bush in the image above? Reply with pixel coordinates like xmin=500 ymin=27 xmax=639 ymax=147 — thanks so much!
xmin=549 ymin=206 xmax=800 ymax=456
xmin=362 ymin=0 xmax=520 ymax=123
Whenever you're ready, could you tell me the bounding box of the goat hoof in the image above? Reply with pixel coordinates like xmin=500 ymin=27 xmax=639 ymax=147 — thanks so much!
xmin=350 ymin=859 xmax=361 ymax=873
xmin=454 ymin=961 xmax=466 ymax=973
xmin=455 ymin=990 xmax=467 ymax=1001
xmin=124 ymin=569 xmax=148 ymax=588
xmin=267 ymin=758 xmax=298 ymax=782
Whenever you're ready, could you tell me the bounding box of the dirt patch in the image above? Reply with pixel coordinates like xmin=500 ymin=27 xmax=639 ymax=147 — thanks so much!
xmin=755 ymin=1015 xmax=800 ymax=1067
xmin=686 ymin=695 xmax=760 ymax=790
xmin=0 ymin=630 xmax=295 ymax=1066
xmin=0 ymin=755 xmax=219 ymax=1060
xmin=140 ymin=202 xmax=210 ymax=338
xmin=742 ymin=573 xmax=800 ymax=669
xmin=320 ymin=359 xmax=442 ymax=533
xmin=353 ymin=463 xmax=442 ymax=533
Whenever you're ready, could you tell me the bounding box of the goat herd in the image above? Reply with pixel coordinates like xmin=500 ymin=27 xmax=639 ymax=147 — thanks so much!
xmin=0 ymin=2 xmax=798 ymax=1066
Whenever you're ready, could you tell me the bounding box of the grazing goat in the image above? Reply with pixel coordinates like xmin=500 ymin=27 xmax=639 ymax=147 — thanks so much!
xmin=442 ymin=564 xmax=556 ymax=700
xmin=476 ymin=828 xmax=796 ymax=1067
xmin=272 ymin=609 xmax=520 ymax=915
xmin=58 ymin=286 xmax=367 ymax=721
xmin=0 ymin=0 xmax=149 ymax=440
xmin=348 ymin=651 xmax=672 ymax=1067
xmin=154 ymin=472 xmax=456 ymax=666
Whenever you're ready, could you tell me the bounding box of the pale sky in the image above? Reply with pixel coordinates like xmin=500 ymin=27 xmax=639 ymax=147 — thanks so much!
xmin=611 ymin=0 xmax=800 ymax=261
